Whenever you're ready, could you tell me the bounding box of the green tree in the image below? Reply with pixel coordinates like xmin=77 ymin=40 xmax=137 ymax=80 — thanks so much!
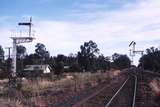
xmin=96 ymin=55 xmax=110 ymax=71
xmin=78 ymin=40 xmax=99 ymax=71
xmin=0 ymin=46 xmax=7 ymax=79
xmin=35 ymin=43 xmax=50 ymax=64
xmin=17 ymin=45 xmax=26 ymax=59
xmin=16 ymin=45 xmax=27 ymax=72
xmin=112 ymin=53 xmax=131 ymax=69
xmin=55 ymin=54 xmax=64 ymax=76
xmin=0 ymin=45 xmax=5 ymax=71
xmin=23 ymin=43 xmax=50 ymax=66
xmin=23 ymin=53 xmax=41 ymax=65
xmin=0 ymin=45 xmax=4 ymax=61
xmin=139 ymin=47 xmax=160 ymax=71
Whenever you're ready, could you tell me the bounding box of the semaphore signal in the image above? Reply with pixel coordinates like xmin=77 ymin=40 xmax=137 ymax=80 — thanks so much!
xmin=129 ymin=41 xmax=144 ymax=65
xmin=11 ymin=17 xmax=35 ymax=77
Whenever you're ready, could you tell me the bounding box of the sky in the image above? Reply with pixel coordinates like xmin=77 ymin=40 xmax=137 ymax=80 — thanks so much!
xmin=0 ymin=0 xmax=160 ymax=65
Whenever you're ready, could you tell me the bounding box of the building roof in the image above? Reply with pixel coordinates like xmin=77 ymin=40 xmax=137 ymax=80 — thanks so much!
xmin=24 ymin=64 xmax=50 ymax=71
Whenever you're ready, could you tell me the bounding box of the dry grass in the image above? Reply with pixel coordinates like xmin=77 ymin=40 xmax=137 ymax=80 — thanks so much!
xmin=149 ymin=78 xmax=160 ymax=95
xmin=0 ymin=71 xmax=121 ymax=106
xmin=22 ymin=79 xmax=55 ymax=92
xmin=149 ymin=77 xmax=160 ymax=106
xmin=21 ymin=71 xmax=121 ymax=93
xmin=0 ymin=99 xmax=23 ymax=107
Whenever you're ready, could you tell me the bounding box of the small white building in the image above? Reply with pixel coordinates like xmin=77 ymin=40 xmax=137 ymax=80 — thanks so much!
xmin=24 ymin=65 xmax=51 ymax=73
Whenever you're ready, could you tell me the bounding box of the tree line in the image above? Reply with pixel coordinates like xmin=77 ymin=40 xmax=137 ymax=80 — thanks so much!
xmin=0 ymin=40 xmax=132 ymax=78
xmin=139 ymin=47 xmax=160 ymax=72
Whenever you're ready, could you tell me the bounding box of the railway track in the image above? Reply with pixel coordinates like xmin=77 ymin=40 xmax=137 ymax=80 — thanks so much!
xmin=73 ymin=71 xmax=137 ymax=107
xmin=72 ymin=74 xmax=127 ymax=107
xmin=72 ymin=69 xmax=160 ymax=107
xmin=105 ymin=75 xmax=137 ymax=107
xmin=104 ymin=69 xmax=160 ymax=107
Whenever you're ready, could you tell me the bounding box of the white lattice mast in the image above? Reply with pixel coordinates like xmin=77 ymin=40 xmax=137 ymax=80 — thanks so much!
xmin=11 ymin=17 xmax=35 ymax=74
xmin=129 ymin=41 xmax=144 ymax=65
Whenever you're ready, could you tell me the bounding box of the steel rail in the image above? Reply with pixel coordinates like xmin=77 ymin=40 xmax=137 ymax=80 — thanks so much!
xmin=132 ymin=75 xmax=137 ymax=107
xmin=105 ymin=75 xmax=137 ymax=107
xmin=105 ymin=77 xmax=129 ymax=107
